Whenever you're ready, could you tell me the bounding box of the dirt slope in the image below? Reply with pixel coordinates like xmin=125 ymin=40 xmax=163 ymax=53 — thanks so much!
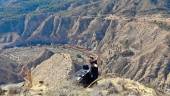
xmin=0 ymin=56 xmax=21 ymax=84
xmin=27 ymin=49 xmax=54 ymax=69
xmin=32 ymin=53 xmax=72 ymax=90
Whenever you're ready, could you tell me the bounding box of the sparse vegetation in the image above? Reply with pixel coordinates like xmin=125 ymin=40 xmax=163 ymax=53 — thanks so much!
xmin=76 ymin=54 xmax=82 ymax=58
xmin=152 ymin=21 xmax=170 ymax=31
xmin=0 ymin=87 xmax=5 ymax=95
xmin=121 ymin=50 xmax=135 ymax=57
xmin=120 ymin=39 xmax=132 ymax=49
xmin=0 ymin=0 xmax=78 ymax=19
xmin=165 ymin=35 xmax=170 ymax=47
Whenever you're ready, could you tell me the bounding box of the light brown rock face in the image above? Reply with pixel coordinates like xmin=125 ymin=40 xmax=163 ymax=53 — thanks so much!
xmin=27 ymin=49 xmax=54 ymax=69
xmin=99 ymin=19 xmax=170 ymax=92
xmin=88 ymin=77 xmax=158 ymax=96
xmin=0 ymin=14 xmax=170 ymax=93
xmin=32 ymin=53 xmax=72 ymax=90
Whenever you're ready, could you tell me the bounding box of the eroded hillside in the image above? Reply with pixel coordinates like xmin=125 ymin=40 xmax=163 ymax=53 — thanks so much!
xmin=0 ymin=0 xmax=170 ymax=48
xmin=1 ymin=48 xmax=165 ymax=96
xmin=0 ymin=0 xmax=170 ymax=95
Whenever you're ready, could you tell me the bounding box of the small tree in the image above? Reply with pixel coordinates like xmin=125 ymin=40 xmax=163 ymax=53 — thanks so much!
xmin=165 ymin=35 xmax=170 ymax=47
xmin=76 ymin=54 xmax=82 ymax=58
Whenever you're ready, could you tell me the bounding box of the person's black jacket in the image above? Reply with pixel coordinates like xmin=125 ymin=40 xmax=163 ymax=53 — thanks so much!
xmin=90 ymin=64 xmax=98 ymax=81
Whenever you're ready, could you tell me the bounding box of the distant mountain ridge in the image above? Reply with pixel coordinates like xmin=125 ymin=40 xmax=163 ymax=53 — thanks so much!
xmin=0 ymin=0 xmax=170 ymax=48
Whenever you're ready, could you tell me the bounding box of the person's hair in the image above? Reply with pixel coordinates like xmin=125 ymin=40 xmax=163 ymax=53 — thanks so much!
xmin=90 ymin=56 xmax=94 ymax=60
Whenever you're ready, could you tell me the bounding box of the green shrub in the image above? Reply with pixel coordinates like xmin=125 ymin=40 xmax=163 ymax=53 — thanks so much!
xmin=153 ymin=21 xmax=170 ymax=31
xmin=76 ymin=54 xmax=82 ymax=58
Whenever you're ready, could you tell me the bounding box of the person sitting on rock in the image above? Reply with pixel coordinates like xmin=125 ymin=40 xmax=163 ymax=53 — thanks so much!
xmin=75 ymin=56 xmax=99 ymax=87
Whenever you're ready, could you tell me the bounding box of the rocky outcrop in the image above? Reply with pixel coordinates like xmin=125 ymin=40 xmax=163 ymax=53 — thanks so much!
xmin=88 ymin=77 xmax=159 ymax=96
xmin=32 ymin=53 xmax=72 ymax=90
xmin=48 ymin=76 xmax=164 ymax=96
xmin=27 ymin=49 xmax=54 ymax=69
